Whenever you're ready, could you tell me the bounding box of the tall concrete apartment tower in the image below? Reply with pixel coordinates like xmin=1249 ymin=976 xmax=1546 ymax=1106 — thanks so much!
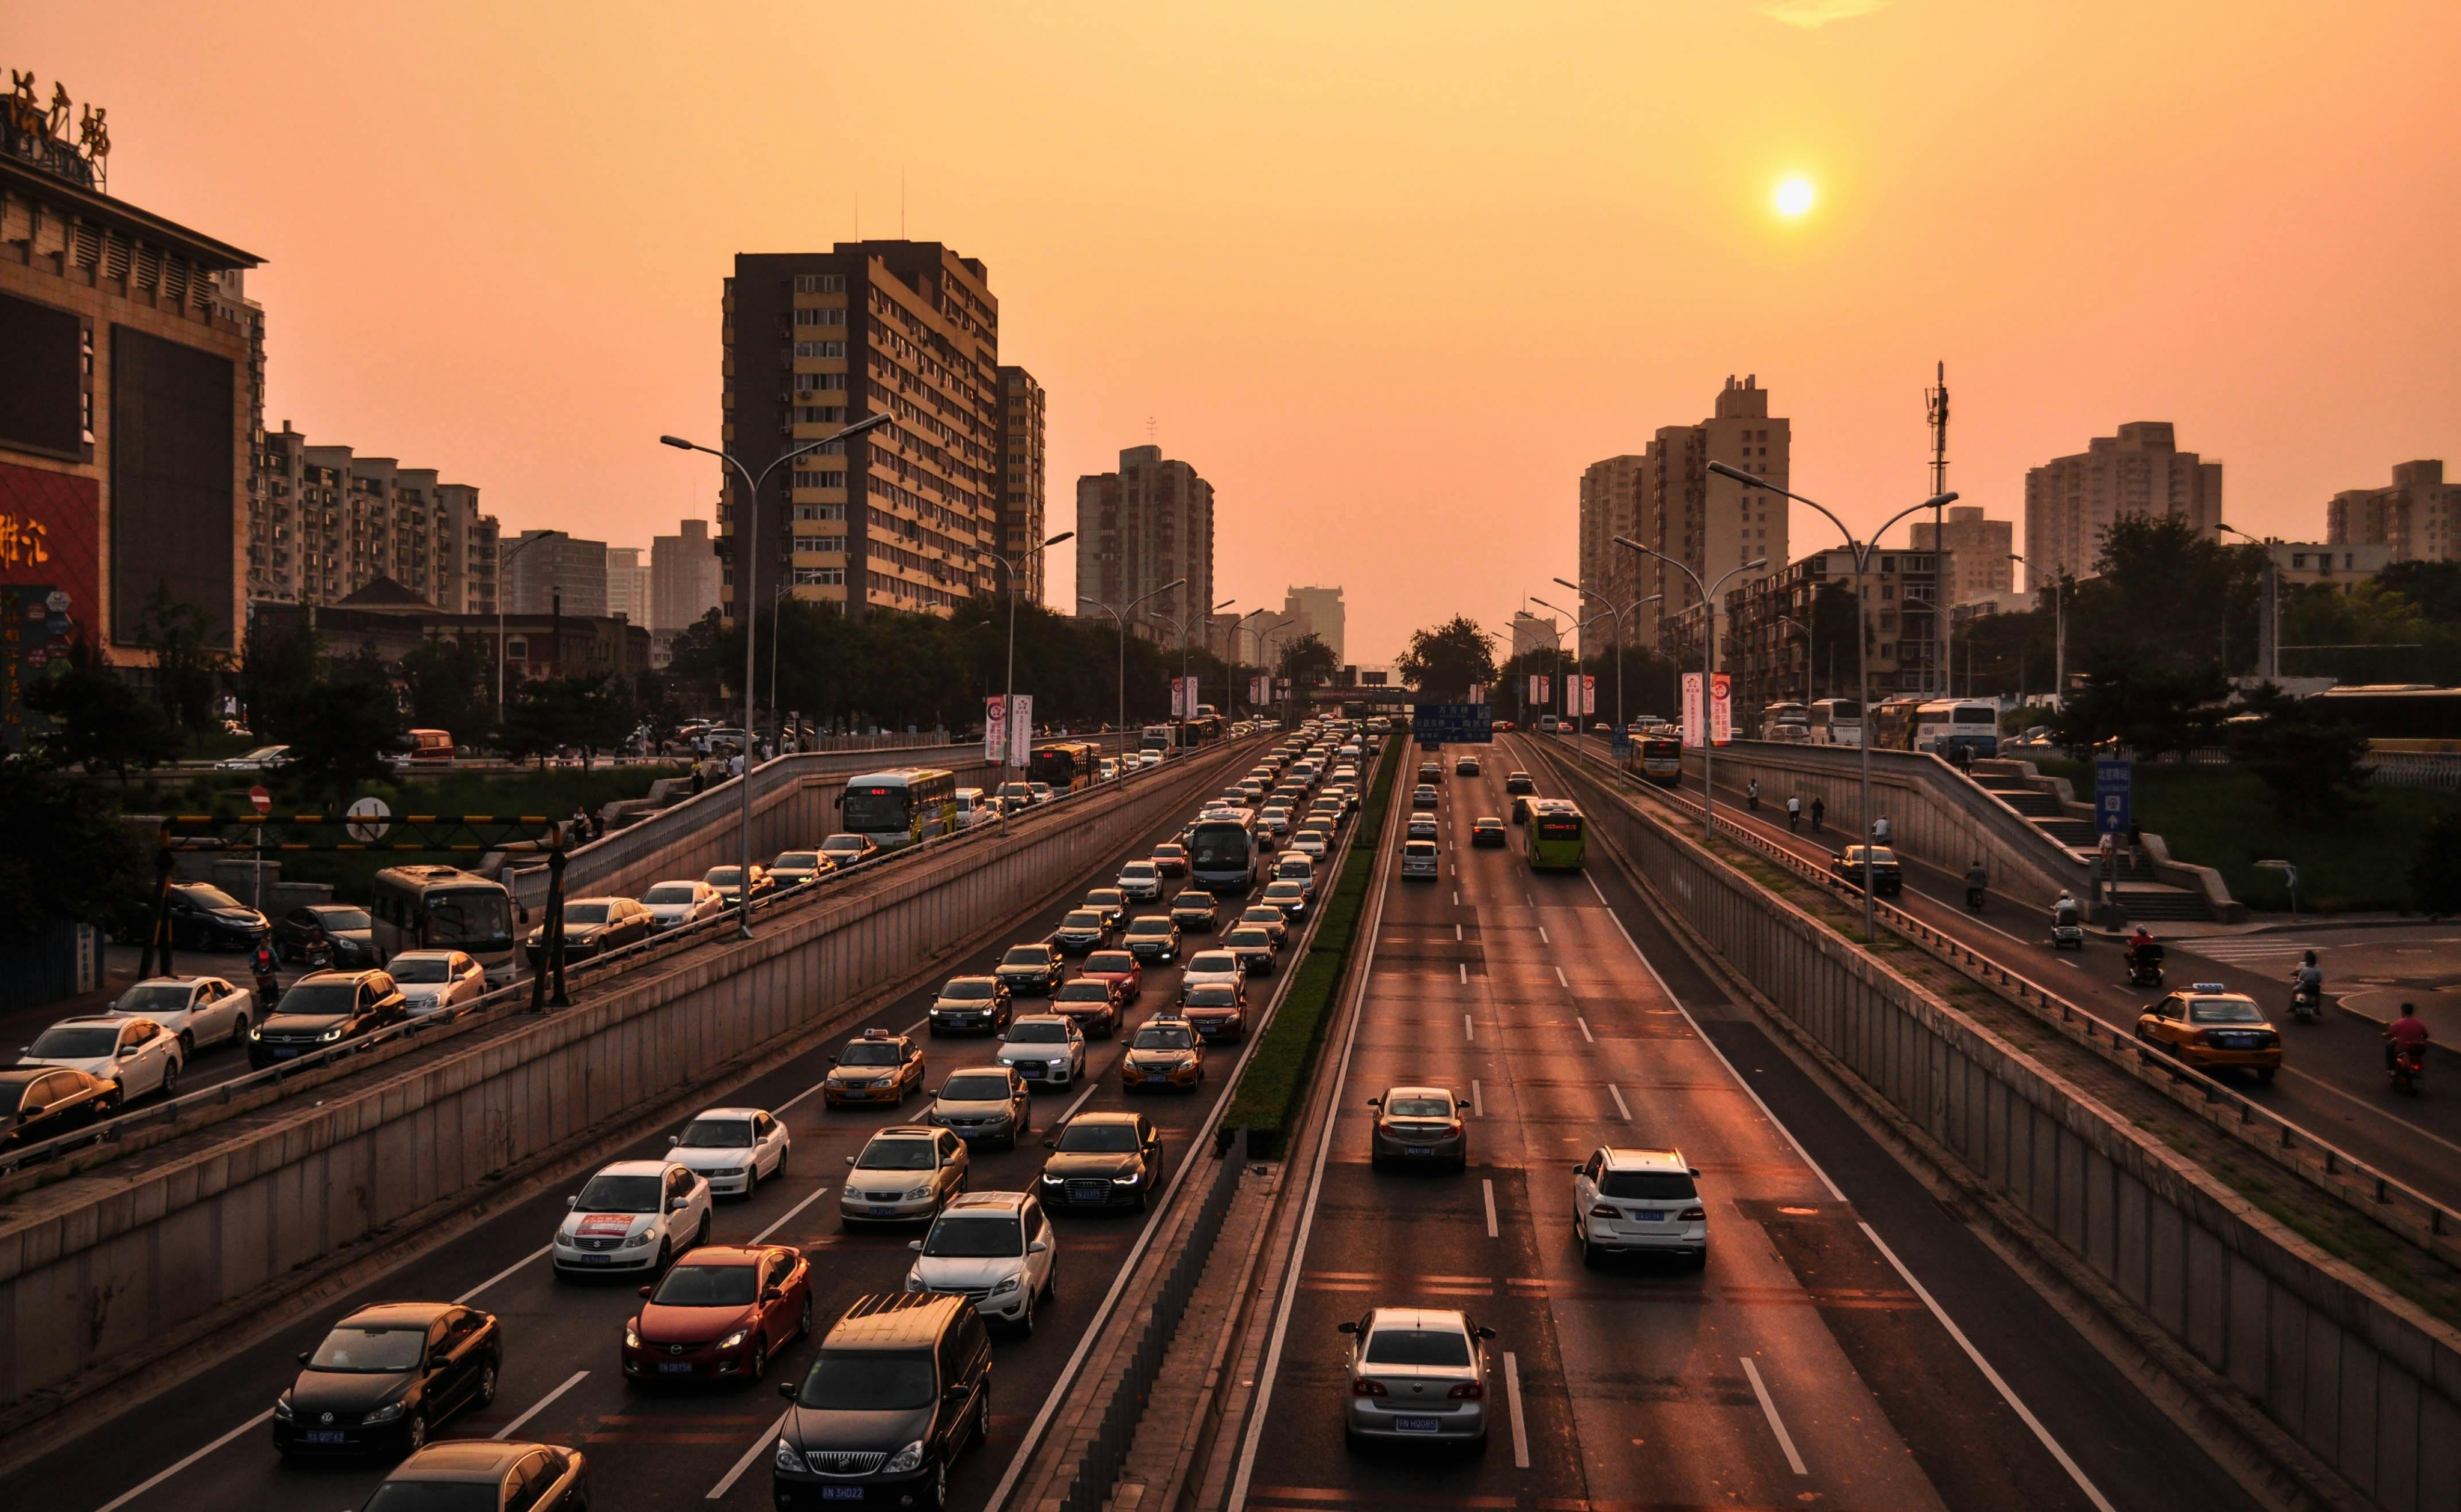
xmin=1076 ymin=446 xmax=1214 ymax=644
xmin=2328 ymin=461 xmax=2460 ymax=562
xmin=1282 ymin=585 xmax=1346 ymax=664
xmin=2023 ymin=422 xmax=2222 ymax=587
xmin=996 ymin=368 xmax=1048 ymax=603
xmin=724 ymin=241 xmax=1003 ymax=622
xmin=1577 ymin=455 xmax=1647 ymax=645
xmin=1909 ymin=505 xmax=2015 ymax=606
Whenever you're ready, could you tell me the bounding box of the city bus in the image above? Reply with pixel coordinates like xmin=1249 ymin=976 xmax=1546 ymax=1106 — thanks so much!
xmin=1186 ymin=811 xmax=1262 ymax=894
xmin=1524 ymin=801 xmax=1588 ymax=872
xmin=1911 ymin=700 xmax=2001 ymax=761
xmin=1632 ymin=735 xmax=1684 ymax=786
xmin=837 ymin=767 xmax=960 ymax=851
xmin=1029 ymin=740 xmax=1100 ymax=795
xmin=1808 ymin=698 xmax=1863 ymax=747
xmin=370 ymin=865 xmax=517 ymax=986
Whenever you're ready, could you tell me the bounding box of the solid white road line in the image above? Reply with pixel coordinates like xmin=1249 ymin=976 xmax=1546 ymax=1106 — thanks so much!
xmin=752 ymin=1184 xmax=835 ymax=1245
xmin=708 ymin=1409 xmax=790 ymax=1499
xmin=1483 ymin=1178 xmax=1500 ymax=1238
xmin=93 ymin=1410 xmax=273 ymax=1512
xmin=1608 ymin=1083 xmax=1632 ymax=1121
xmin=1858 ymin=1222 xmax=2118 ymax=1512
xmin=1503 ymin=1350 xmax=1531 ymax=1468
xmin=1471 ymin=1079 xmax=1483 ymax=1117
xmin=1739 ymin=1356 xmax=1808 ymax=1475
xmin=494 ymin=1370 xmax=588 ymax=1440
xmin=458 ymin=1243 xmax=553 ymax=1304
xmin=1577 ymin=1016 xmax=1595 ymax=1045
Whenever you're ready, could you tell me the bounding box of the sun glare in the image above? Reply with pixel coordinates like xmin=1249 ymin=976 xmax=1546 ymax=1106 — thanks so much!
xmin=1774 ymin=177 xmax=1815 ymax=218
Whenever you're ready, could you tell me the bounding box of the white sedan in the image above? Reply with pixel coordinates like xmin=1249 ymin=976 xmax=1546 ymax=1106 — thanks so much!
xmin=552 ymin=1159 xmax=714 ymax=1277
xmin=642 ymin=878 xmax=726 ymax=931
xmin=107 ymin=974 xmax=254 ymax=1053
xmin=387 ymin=950 xmax=488 ymax=1015
xmin=21 ymin=1015 xmax=185 ymax=1101
xmin=666 ymin=1106 xmax=792 ymax=1197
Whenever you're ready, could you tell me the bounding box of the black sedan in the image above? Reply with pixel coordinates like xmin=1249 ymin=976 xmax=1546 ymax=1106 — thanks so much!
xmin=249 ymin=970 xmax=410 ymax=1068
xmin=994 ymin=942 xmax=1066 ymax=996
xmin=0 ymin=1066 xmax=119 ymax=1149
xmin=1039 ymin=1111 xmax=1164 ymax=1212
xmin=273 ymin=1301 xmax=502 ymax=1458
xmin=168 ymin=884 xmax=271 ymax=952
xmin=1829 ymin=846 xmax=1905 ymax=896
xmin=525 ymin=897 xmax=656 ymax=965
xmin=272 ymin=903 xmax=374 ymax=967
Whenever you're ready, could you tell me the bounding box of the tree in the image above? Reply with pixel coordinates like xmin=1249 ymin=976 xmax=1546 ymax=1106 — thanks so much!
xmin=2411 ymin=813 xmax=2461 ymax=918
xmin=2224 ymin=683 xmax=2372 ymax=821
xmin=1277 ymin=633 xmax=1338 ymax=687
xmin=0 ymin=758 xmax=150 ymax=942
xmin=400 ymin=631 xmax=495 ymax=747
xmin=239 ymin=613 xmax=323 ymax=742
xmin=1397 ymin=617 xmax=1497 ymax=701
xmin=23 ymin=640 xmax=180 ymax=782
xmin=278 ymin=647 xmax=406 ymax=803
xmin=133 ymin=586 xmax=229 ymax=737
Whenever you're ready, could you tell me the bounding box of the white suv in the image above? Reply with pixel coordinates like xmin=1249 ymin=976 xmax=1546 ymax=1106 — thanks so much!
xmin=553 ymin=1159 xmax=714 ymax=1276
xmin=904 ymin=1191 xmax=1059 ymax=1334
xmin=1571 ymin=1146 xmax=1707 ymax=1269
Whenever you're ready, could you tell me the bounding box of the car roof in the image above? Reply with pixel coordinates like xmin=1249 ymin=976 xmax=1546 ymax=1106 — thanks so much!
xmin=942 ymin=1191 xmax=1029 ymax=1214
xmin=1599 ymin=1146 xmax=1689 ymax=1171
xmin=338 ymin=1300 xmax=457 ymax=1329
xmin=387 ymin=1442 xmax=533 ymax=1480
xmin=597 ymin=1158 xmax=681 ymax=1176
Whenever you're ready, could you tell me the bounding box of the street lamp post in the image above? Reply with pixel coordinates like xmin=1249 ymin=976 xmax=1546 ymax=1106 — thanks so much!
xmin=1611 ymin=539 xmax=1766 ymax=846
xmin=981 ymin=530 xmax=1074 ymax=800
xmin=1078 ymin=578 xmax=1187 ymax=773
xmin=2009 ymin=551 xmax=2066 ymax=707
xmin=660 ymin=410 xmax=894 ymax=938
xmin=1706 ymin=460 xmax=1955 ymax=941
xmin=495 ymin=530 xmax=564 ymax=726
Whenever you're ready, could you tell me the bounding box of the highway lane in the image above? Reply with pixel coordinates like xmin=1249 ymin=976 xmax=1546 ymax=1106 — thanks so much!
xmin=1650 ymin=754 xmax=2461 ymax=1209
xmin=20 ymin=735 xmax=1357 ymax=1512
xmin=1229 ymin=739 xmax=2259 ymax=1512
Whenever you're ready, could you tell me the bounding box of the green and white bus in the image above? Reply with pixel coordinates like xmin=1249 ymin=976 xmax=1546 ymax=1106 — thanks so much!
xmin=838 ymin=767 xmax=960 ymax=851
xmin=1523 ymin=801 xmax=1588 ymax=872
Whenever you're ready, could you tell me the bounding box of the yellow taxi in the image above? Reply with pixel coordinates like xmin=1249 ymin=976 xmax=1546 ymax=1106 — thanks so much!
xmin=2134 ymin=983 xmax=2281 ymax=1084
xmin=822 ymin=1027 xmax=926 ymax=1107
xmin=1120 ymin=1016 xmax=1206 ymax=1094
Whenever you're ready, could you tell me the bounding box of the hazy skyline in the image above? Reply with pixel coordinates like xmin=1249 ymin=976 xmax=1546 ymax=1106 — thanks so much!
xmin=24 ymin=0 xmax=2459 ymax=662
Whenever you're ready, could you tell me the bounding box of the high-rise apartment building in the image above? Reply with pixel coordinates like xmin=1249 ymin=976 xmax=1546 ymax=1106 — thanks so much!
xmin=2022 ymin=422 xmax=2222 ymax=587
xmin=723 ymin=241 xmax=1003 ymax=622
xmin=1908 ymin=505 xmax=2015 ymax=606
xmin=653 ymin=518 xmax=723 ymax=633
xmin=252 ymin=425 xmax=497 ymax=613
xmin=1282 ymin=586 xmax=1346 ymax=664
xmin=503 ymin=529 xmax=607 ymax=617
xmin=996 ymin=367 xmax=1048 ymax=603
xmin=604 ymin=545 xmax=651 ymax=625
xmin=2327 ymin=461 xmax=2460 ymax=562
xmin=1075 ymin=445 xmax=1214 ymax=644
xmin=1576 ymin=455 xmax=1647 ymax=644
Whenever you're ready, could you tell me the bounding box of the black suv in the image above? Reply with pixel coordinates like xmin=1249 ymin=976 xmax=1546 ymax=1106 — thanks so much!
xmin=774 ymin=1293 xmax=990 ymax=1510
xmin=248 ymin=970 xmax=410 ymax=1067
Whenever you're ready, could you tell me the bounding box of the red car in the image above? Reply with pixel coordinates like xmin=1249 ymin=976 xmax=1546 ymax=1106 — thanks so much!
xmin=1152 ymin=843 xmax=1188 ymax=878
xmin=622 ymin=1244 xmax=812 ymax=1386
xmin=1079 ymin=949 xmax=1144 ymax=1004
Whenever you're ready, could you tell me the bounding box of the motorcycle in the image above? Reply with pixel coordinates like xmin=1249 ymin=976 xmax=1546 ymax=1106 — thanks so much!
xmin=2125 ymin=942 xmax=2164 ymax=989
xmin=2390 ymin=1040 xmax=2426 ymax=1096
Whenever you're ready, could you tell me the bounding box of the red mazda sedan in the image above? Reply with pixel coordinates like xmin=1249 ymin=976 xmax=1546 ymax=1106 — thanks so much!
xmin=622 ymin=1245 xmax=812 ymax=1386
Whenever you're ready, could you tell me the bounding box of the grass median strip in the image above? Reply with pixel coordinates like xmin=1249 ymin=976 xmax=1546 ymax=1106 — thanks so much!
xmin=1226 ymin=733 xmax=1402 ymax=1156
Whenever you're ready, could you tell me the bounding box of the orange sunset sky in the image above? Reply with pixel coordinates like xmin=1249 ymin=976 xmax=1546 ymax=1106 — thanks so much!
xmin=23 ymin=1 xmax=2461 ymax=662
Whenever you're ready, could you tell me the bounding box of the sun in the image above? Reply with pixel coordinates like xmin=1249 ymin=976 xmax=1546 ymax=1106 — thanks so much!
xmin=1774 ymin=177 xmax=1816 ymax=218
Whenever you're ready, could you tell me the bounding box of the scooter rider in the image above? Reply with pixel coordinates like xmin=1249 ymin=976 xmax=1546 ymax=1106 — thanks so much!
xmin=2385 ymin=1002 xmax=2430 ymax=1070
xmin=1964 ymin=860 xmax=1989 ymax=909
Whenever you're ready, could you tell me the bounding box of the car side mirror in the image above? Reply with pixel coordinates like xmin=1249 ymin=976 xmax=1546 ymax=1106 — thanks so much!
xmin=779 ymin=1381 xmax=797 ymax=1399
xmin=908 ymin=1240 xmax=925 ymax=1251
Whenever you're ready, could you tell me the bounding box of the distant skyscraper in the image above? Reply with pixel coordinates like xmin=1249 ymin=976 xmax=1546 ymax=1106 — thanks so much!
xmin=503 ymin=529 xmax=607 ymax=617
xmin=1909 ymin=505 xmax=2015 ymax=606
xmin=1076 ymin=445 xmax=1214 ymax=644
xmin=2328 ymin=461 xmax=2460 ymax=562
xmin=653 ymin=518 xmax=723 ymax=633
xmin=2023 ymin=422 xmax=2222 ymax=587
xmin=604 ymin=546 xmax=651 ymax=625
xmin=1283 ymin=585 xmax=1346 ymax=663
xmin=997 ymin=367 xmax=1048 ymax=603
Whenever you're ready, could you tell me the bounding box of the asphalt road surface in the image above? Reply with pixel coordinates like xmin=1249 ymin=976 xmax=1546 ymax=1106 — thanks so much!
xmin=19 ymin=746 xmax=1342 ymax=1512
xmin=1226 ymin=737 xmax=2259 ymax=1512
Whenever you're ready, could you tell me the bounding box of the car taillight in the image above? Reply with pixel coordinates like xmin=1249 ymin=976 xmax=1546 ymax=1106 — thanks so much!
xmin=1352 ymin=1377 xmax=1387 ymax=1397
xmin=1678 ymin=1206 xmax=1706 ymax=1221
xmin=1447 ymin=1382 xmax=1483 ymax=1400
xmin=1590 ymin=1204 xmax=1620 ymax=1218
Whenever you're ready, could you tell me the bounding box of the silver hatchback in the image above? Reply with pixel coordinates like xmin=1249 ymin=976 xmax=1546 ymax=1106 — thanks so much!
xmin=1339 ymin=1307 xmax=1493 ymax=1447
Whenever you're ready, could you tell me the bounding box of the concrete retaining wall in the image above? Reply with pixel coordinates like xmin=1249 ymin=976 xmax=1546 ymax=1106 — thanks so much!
xmin=0 ymin=742 xmax=1249 ymax=1422
xmin=1545 ymin=747 xmax=2461 ymax=1512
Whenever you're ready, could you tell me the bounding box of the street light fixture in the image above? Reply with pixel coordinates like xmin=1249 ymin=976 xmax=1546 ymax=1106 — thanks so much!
xmin=660 ymin=409 xmax=895 ymax=938
xmin=495 ymin=529 xmax=564 ymax=726
xmin=1078 ymin=579 xmax=1186 ymax=771
xmin=981 ymin=530 xmax=1074 ymax=802
xmin=1707 ymin=458 xmax=1954 ymax=941
xmin=1610 ymin=539 xmax=1766 ymax=846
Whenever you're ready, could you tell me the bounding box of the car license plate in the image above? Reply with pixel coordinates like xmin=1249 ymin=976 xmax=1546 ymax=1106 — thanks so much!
xmin=868 ymin=1206 xmax=898 ymax=1218
xmin=821 ymin=1490 xmax=866 ymax=1502
xmin=658 ymin=1361 xmax=693 ymax=1374
xmin=302 ymin=1430 xmax=348 ymax=1444
xmin=1395 ymin=1416 xmax=1440 ymax=1433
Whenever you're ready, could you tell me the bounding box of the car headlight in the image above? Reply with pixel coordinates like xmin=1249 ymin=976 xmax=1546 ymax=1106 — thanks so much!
xmin=273 ymin=1395 xmax=294 ymax=1421
xmin=625 ymin=1320 xmax=640 ymax=1347
xmin=904 ymin=1186 xmax=932 ymax=1201
xmin=717 ymin=1329 xmax=749 ymax=1350
xmin=989 ymin=1275 xmax=1020 ymax=1296
xmin=883 ymin=1439 xmax=926 ymax=1474
xmin=775 ymin=1439 xmax=804 ymax=1472
xmin=364 ymin=1401 xmax=407 ymax=1424
xmin=622 ymin=1228 xmax=653 ymax=1248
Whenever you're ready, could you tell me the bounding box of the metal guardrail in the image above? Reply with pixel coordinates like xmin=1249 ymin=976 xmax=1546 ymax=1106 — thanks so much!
xmin=1539 ymin=739 xmax=2461 ymax=1272
xmin=0 ymin=745 xmax=1259 ymax=1183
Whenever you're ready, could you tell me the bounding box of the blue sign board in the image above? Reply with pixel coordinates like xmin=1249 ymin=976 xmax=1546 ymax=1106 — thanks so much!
xmin=1412 ymin=703 xmax=1494 ymax=745
xmin=2093 ymin=758 xmax=2132 ymax=836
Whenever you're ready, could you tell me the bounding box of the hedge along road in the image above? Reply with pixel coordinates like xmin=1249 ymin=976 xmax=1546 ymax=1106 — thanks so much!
xmin=21 ymin=731 xmax=1374 ymax=1512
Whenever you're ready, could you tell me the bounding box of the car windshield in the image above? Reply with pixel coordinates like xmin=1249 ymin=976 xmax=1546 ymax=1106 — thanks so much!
xmin=855 ymin=1139 xmax=935 ymax=1171
xmin=1133 ymin=1024 xmax=1195 ymax=1049
xmin=1085 ymin=952 xmax=1135 ymax=973
xmin=1056 ymin=982 xmax=1112 ymax=1002
xmin=183 ymin=885 xmax=248 ymax=911
xmin=1184 ymin=986 xmax=1238 ymax=1007
xmin=308 ymin=1326 xmax=425 ymax=1373
xmin=940 ymin=980 xmax=996 ymax=1000
xmin=841 ymin=1042 xmax=901 ymax=1066
xmin=1008 ymin=1022 xmax=1068 ymax=1043
xmin=388 ymin=957 xmax=453 ymax=983
xmin=923 ymin=1215 xmax=1024 ymax=1257
xmin=677 ymin=1119 xmax=753 ymax=1148
xmin=362 ymin=1486 xmax=499 ymax=1512
xmin=574 ymin=1173 xmax=663 ymax=1212
xmin=273 ymin=982 xmax=360 ymax=1017
xmin=1058 ymin=1122 xmax=1140 ymax=1153
xmin=644 ymin=883 xmax=701 ymax=904
xmin=1062 ymin=911 xmax=1103 ymax=930
xmin=942 ymin=1074 xmax=1013 ymax=1101
xmin=1002 ymin=947 xmax=1051 ymax=967
xmin=562 ymin=903 xmax=612 ymax=925
xmin=1599 ymin=1170 xmax=1698 ymax=1200
xmin=1386 ymin=1096 xmax=1452 ymax=1119
xmin=796 ymin=1350 xmax=936 ymax=1411
xmin=28 ymin=1027 xmax=119 ymax=1058
xmin=775 ymin=853 xmax=821 ymax=869
xmin=1127 ymin=919 xmax=1172 ymax=936
xmin=112 ymin=984 xmax=192 ymax=1013
xmin=2190 ymin=998 xmax=2266 ymax=1024
xmin=1364 ymin=1328 xmax=1471 ymax=1366
xmin=312 ymin=908 xmax=372 ymax=930
xmin=652 ymin=1263 xmax=759 ymax=1306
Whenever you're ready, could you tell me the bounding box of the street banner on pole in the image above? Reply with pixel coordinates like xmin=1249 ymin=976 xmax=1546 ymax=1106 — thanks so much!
xmin=1681 ymin=672 xmax=1703 ymax=748
xmin=1008 ymin=694 xmax=1033 ymax=767
xmin=984 ymin=696 xmax=1006 ymax=764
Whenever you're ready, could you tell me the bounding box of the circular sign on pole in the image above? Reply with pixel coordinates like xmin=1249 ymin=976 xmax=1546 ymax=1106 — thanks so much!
xmin=249 ymin=786 xmax=272 ymax=815
xmin=346 ymin=795 xmax=392 ymax=843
